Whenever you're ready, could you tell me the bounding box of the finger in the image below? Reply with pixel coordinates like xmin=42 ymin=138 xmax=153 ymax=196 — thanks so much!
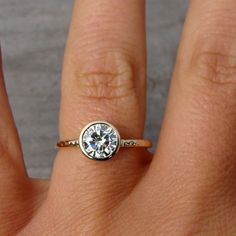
xmin=131 ymin=0 xmax=236 ymax=226
xmin=154 ymin=0 xmax=236 ymax=175
xmin=60 ymin=0 xmax=146 ymax=138
xmin=51 ymin=0 xmax=148 ymax=216
xmin=0 ymin=46 xmax=25 ymax=175
xmin=0 ymin=46 xmax=32 ymax=234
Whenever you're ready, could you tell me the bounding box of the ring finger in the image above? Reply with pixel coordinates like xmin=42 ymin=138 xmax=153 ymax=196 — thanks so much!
xmin=50 ymin=0 xmax=148 ymax=223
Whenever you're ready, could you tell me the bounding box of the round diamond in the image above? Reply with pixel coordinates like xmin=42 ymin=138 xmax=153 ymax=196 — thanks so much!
xmin=80 ymin=122 xmax=119 ymax=160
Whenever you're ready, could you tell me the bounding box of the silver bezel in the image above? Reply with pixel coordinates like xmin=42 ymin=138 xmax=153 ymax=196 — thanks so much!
xmin=79 ymin=121 xmax=121 ymax=161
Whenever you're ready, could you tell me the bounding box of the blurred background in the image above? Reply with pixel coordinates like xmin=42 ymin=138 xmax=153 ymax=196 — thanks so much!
xmin=0 ymin=0 xmax=188 ymax=178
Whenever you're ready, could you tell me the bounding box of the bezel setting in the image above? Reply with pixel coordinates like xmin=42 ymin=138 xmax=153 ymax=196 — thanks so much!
xmin=79 ymin=121 xmax=121 ymax=161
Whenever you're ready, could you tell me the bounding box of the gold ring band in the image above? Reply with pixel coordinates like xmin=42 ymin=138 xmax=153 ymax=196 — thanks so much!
xmin=57 ymin=139 xmax=152 ymax=148
xmin=56 ymin=121 xmax=152 ymax=161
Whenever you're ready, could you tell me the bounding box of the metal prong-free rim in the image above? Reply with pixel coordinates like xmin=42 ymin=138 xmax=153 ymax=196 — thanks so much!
xmin=79 ymin=121 xmax=121 ymax=161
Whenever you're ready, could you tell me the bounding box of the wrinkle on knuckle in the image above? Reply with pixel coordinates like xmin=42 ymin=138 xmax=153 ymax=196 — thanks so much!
xmin=69 ymin=51 xmax=137 ymax=102
xmin=191 ymin=37 xmax=236 ymax=86
xmin=77 ymin=70 xmax=134 ymax=101
xmin=188 ymin=4 xmax=236 ymax=87
xmin=182 ymin=36 xmax=236 ymax=116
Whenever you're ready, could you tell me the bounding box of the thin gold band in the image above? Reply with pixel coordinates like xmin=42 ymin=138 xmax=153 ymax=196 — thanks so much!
xmin=57 ymin=139 xmax=152 ymax=148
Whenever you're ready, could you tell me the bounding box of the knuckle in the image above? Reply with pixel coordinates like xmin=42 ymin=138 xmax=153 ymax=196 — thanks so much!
xmin=189 ymin=5 xmax=236 ymax=87
xmin=191 ymin=37 xmax=236 ymax=86
xmin=185 ymin=36 xmax=236 ymax=113
xmin=69 ymin=51 xmax=137 ymax=101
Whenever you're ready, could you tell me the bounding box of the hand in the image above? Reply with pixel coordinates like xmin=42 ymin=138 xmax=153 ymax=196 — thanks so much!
xmin=1 ymin=0 xmax=236 ymax=235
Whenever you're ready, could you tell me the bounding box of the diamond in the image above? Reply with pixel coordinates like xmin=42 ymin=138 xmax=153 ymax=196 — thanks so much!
xmin=80 ymin=122 xmax=119 ymax=160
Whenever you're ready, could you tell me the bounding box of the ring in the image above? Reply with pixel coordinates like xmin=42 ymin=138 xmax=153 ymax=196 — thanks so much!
xmin=57 ymin=121 xmax=152 ymax=161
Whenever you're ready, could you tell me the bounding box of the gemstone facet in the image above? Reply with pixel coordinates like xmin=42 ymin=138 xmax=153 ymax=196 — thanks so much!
xmin=80 ymin=122 xmax=120 ymax=160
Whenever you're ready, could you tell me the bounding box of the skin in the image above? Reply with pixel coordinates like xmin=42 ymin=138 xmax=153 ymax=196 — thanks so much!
xmin=1 ymin=0 xmax=236 ymax=235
